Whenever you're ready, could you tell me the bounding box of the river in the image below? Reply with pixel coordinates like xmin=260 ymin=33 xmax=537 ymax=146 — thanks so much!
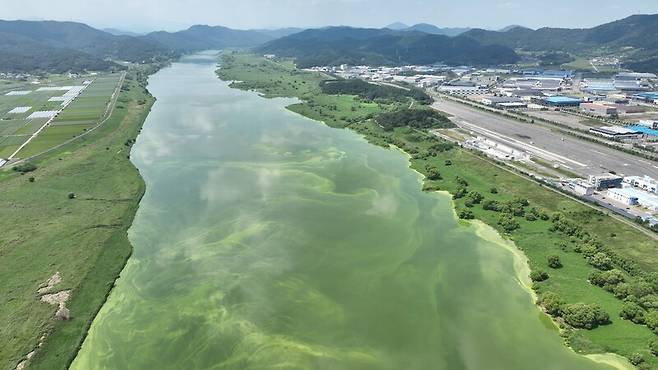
xmin=71 ymin=52 xmax=618 ymax=370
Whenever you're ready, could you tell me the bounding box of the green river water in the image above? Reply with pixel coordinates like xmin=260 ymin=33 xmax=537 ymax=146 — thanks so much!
xmin=71 ymin=53 xmax=618 ymax=370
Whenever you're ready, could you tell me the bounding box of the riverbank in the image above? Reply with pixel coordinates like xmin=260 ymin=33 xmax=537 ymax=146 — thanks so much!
xmin=217 ymin=53 xmax=658 ymax=368
xmin=0 ymin=67 xmax=157 ymax=370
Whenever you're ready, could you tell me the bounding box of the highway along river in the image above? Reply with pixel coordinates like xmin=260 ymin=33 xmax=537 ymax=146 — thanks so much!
xmin=71 ymin=52 xmax=618 ymax=370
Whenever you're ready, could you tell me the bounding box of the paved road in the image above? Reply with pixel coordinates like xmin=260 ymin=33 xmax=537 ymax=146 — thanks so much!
xmin=433 ymin=98 xmax=658 ymax=179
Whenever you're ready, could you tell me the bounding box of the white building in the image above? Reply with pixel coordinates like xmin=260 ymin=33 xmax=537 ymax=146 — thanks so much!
xmin=624 ymin=176 xmax=658 ymax=193
xmin=570 ymin=181 xmax=595 ymax=196
xmin=607 ymin=188 xmax=639 ymax=206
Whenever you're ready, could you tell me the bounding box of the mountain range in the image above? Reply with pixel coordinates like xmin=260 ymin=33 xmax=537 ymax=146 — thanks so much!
xmin=2 ymin=14 xmax=658 ymax=74
xmin=0 ymin=21 xmax=296 ymax=73
xmin=462 ymin=14 xmax=658 ymax=71
xmin=258 ymin=27 xmax=520 ymax=67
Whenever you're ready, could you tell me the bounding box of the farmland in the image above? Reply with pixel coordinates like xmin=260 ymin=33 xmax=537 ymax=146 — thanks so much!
xmin=0 ymin=73 xmax=122 ymax=160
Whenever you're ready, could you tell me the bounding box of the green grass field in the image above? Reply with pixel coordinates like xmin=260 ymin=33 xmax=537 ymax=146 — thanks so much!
xmin=0 ymin=69 xmax=153 ymax=370
xmin=219 ymin=53 xmax=658 ymax=368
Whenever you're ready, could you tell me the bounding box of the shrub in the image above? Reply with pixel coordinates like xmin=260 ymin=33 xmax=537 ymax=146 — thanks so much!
xmin=539 ymin=292 xmax=564 ymax=316
xmin=490 ymin=187 xmax=498 ymax=194
xmin=644 ymin=310 xmax=658 ymax=333
xmin=547 ymin=255 xmax=562 ymax=269
xmin=426 ymin=168 xmax=442 ymax=181
xmin=68 ymin=192 xmax=76 ymax=199
xmin=530 ymin=270 xmax=549 ymax=282
xmin=482 ymin=200 xmax=501 ymax=211
xmin=13 ymin=162 xmax=37 ymax=173
xmin=630 ymin=353 xmax=645 ymax=366
xmin=649 ymin=339 xmax=658 ymax=356
xmin=561 ymin=303 xmax=609 ymax=329
xmin=588 ymin=252 xmax=613 ymax=270
xmin=458 ymin=210 xmax=475 ymax=220
xmin=498 ymin=214 xmax=520 ymax=233
xmin=619 ymin=302 xmax=646 ymax=324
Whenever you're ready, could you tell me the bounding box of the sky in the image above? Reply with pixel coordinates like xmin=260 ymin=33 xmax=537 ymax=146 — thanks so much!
xmin=3 ymin=0 xmax=658 ymax=33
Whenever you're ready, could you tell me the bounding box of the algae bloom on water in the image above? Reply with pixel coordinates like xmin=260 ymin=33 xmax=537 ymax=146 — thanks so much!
xmin=71 ymin=53 xmax=620 ymax=370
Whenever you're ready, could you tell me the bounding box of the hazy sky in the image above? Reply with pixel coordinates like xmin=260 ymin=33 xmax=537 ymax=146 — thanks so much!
xmin=4 ymin=0 xmax=658 ymax=32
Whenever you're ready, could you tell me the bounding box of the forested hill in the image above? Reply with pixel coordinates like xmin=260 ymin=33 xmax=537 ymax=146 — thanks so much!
xmin=0 ymin=20 xmax=291 ymax=73
xmin=462 ymin=14 xmax=658 ymax=72
xmin=140 ymin=25 xmax=277 ymax=53
xmin=257 ymin=27 xmax=520 ymax=67
xmin=0 ymin=20 xmax=173 ymax=73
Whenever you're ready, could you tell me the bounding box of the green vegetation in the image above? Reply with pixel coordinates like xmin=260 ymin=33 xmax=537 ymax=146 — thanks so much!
xmin=218 ymin=53 xmax=658 ymax=368
xmin=0 ymin=67 xmax=155 ymax=370
xmin=319 ymin=79 xmax=431 ymax=104
xmin=376 ymin=108 xmax=455 ymax=131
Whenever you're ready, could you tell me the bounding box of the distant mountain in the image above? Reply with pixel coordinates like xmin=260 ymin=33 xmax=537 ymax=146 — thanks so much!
xmin=465 ymin=15 xmax=658 ymax=51
xmin=102 ymin=28 xmax=145 ymax=37
xmin=462 ymin=14 xmax=658 ymax=71
xmin=254 ymin=27 xmax=304 ymax=39
xmin=498 ymin=25 xmax=530 ymax=32
xmin=404 ymin=23 xmax=470 ymax=37
xmin=140 ymin=25 xmax=275 ymax=53
xmin=258 ymin=26 xmax=519 ymax=68
xmin=385 ymin=22 xmax=409 ymax=30
xmin=0 ymin=20 xmax=172 ymax=73
xmin=385 ymin=22 xmax=470 ymax=37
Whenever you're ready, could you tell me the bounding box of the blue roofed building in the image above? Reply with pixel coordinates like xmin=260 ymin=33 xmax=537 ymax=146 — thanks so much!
xmin=542 ymin=96 xmax=582 ymax=107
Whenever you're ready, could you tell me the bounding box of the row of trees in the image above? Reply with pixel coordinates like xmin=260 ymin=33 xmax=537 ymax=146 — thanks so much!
xmin=320 ymin=79 xmax=432 ymax=104
xmin=375 ymin=109 xmax=455 ymax=131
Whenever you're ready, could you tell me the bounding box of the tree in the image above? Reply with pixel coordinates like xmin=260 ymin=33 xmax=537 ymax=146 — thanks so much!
xmin=630 ymin=353 xmax=645 ymax=366
xmin=649 ymin=339 xmax=658 ymax=356
xmin=490 ymin=187 xmax=498 ymax=194
xmin=68 ymin=192 xmax=76 ymax=199
xmin=498 ymin=214 xmax=520 ymax=233
xmin=482 ymin=200 xmax=501 ymax=211
xmin=426 ymin=168 xmax=442 ymax=181
xmin=459 ymin=210 xmax=475 ymax=220
xmin=619 ymin=302 xmax=646 ymax=324
xmin=644 ymin=310 xmax=658 ymax=333
xmin=561 ymin=303 xmax=609 ymax=329
xmin=588 ymin=252 xmax=613 ymax=270
xmin=530 ymin=270 xmax=549 ymax=282
xmin=539 ymin=292 xmax=564 ymax=316
xmin=547 ymin=255 xmax=562 ymax=269
xmin=13 ymin=162 xmax=37 ymax=173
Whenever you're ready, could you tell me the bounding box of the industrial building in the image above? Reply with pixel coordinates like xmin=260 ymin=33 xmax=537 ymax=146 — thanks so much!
xmin=589 ymin=126 xmax=643 ymax=140
xmin=633 ymin=92 xmax=658 ymax=103
xmin=624 ymin=175 xmax=658 ymax=193
xmin=637 ymin=120 xmax=658 ymax=130
xmin=580 ymin=102 xmax=617 ymax=117
xmin=481 ymin=96 xmax=526 ymax=108
xmin=607 ymin=188 xmax=639 ymax=206
xmin=569 ymin=180 xmax=595 ymax=196
xmin=542 ymin=96 xmax=581 ymax=107
xmin=607 ymin=187 xmax=658 ymax=211
xmin=589 ymin=174 xmax=623 ymax=190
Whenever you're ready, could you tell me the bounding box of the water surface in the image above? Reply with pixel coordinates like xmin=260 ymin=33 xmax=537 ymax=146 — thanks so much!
xmin=72 ymin=52 xmax=615 ymax=370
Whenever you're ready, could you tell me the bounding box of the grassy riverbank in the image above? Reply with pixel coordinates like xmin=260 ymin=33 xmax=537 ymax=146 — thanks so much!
xmin=218 ymin=53 xmax=658 ymax=368
xmin=0 ymin=67 xmax=156 ymax=370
